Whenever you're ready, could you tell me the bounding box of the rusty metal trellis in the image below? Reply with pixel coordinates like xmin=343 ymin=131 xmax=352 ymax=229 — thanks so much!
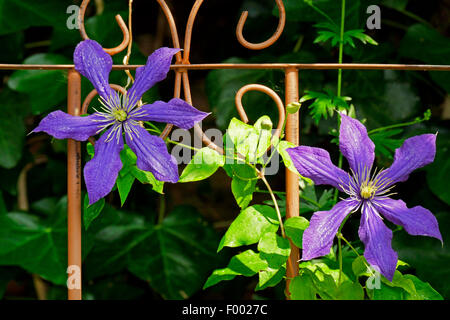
xmin=1 ymin=0 xmax=450 ymax=300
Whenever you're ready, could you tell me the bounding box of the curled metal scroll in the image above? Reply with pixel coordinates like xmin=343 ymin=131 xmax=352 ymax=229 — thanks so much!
xmin=235 ymin=84 xmax=285 ymax=140
xmin=78 ymin=0 xmax=130 ymax=56
xmin=236 ymin=0 xmax=286 ymax=50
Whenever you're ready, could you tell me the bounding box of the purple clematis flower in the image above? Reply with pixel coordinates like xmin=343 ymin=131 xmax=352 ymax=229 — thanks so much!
xmin=32 ymin=40 xmax=209 ymax=204
xmin=286 ymin=114 xmax=442 ymax=281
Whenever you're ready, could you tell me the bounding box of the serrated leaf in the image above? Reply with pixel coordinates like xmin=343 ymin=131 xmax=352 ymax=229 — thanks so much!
xmin=370 ymin=129 xmax=404 ymax=159
xmin=217 ymin=205 xmax=279 ymax=252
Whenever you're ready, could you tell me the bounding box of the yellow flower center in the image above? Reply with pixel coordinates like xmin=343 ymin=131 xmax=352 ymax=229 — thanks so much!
xmin=360 ymin=185 xmax=376 ymax=199
xmin=113 ymin=109 xmax=127 ymax=122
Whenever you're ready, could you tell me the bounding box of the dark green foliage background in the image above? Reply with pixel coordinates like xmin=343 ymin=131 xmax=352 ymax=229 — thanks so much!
xmin=0 ymin=0 xmax=449 ymax=300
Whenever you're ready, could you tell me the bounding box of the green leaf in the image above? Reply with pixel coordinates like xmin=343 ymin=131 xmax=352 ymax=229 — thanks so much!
xmin=403 ymin=275 xmax=443 ymax=300
xmin=86 ymin=205 xmax=222 ymax=299
xmin=227 ymin=118 xmax=259 ymax=162
xmin=0 ymin=0 xmax=69 ymax=35
xmin=284 ymin=216 xmax=309 ymax=248
xmin=256 ymin=265 xmax=286 ymax=291
xmin=399 ymin=24 xmax=450 ymax=92
xmin=276 ymin=140 xmax=300 ymax=175
xmin=335 ymin=281 xmax=364 ymax=300
xmin=83 ymin=194 xmax=105 ymax=230
xmin=7 ymin=54 xmax=71 ymax=114
xmin=117 ymin=145 xmax=164 ymax=199
xmin=0 ymin=198 xmax=69 ymax=285
xmin=217 ymin=205 xmax=279 ymax=252
xmin=289 ymin=272 xmax=317 ymax=300
xmin=0 ymin=191 xmax=6 ymax=215
xmin=0 ymin=89 xmax=29 ymax=169
xmin=426 ymin=135 xmax=450 ymax=205
xmin=203 ymin=250 xmax=268 ymax=289
xmin=369 ymin=129 xmax=404 ymax=159
xmin=369 ymin=282 xmax=406 ymax=300
xmin=300 ymin=90 xmax=350 ymax=124
xmin=179 ymin=147 xmax=225 ymax=183
xmin=225 ymin=162 xmax=258 ymax=209
xmin=116 ymin=173 xmax=135 ymax=206
xmin=132 ymin=168 xmax=164 ymax=194
xmin=392 ymin=211 xmax=450 ymax=298
xmin=352 ymin=256 xmax=371 ymax=279
xmin=254 ymin=116 xmax=273 ymax=160
xmin=258 ymin=232 xmax=290 ymax=268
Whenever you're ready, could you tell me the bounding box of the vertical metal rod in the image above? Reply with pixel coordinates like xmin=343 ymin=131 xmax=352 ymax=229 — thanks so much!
xmin=284 ymin=67 xmax=300 ymax=297
xmin=67 ymin=69 xmax=82 ymax=300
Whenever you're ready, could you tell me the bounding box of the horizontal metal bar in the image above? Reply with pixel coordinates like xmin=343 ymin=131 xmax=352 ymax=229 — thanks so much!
xmin=0 ymin=63 xmax=449 ymax=71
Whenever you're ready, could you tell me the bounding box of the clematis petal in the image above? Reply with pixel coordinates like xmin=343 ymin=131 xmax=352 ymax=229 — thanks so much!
xmin=339 ymin=114 xmax=375 ymax=179
xmin=84 ymin=125 xmax=124 ymax=205
xmin=286 ymin=146 xmax=351 ymax=192
xmin=127 ymin=47 xmax=180 ymax=108
xmin=359 ymin=202 xmax=398 ymax=281
xmin=373 ymin=197 xmax=442 ymax=242
xmin=124 ymin=124 xmax=178 ymax=183
xmin=378 ymin=134 xmax=436 ymax=187
xmin=128 ymin=98 xmax=209 ymax=130
xmin=74 ymin=40 xmax=116 ymax=101
xmin=302 ymin=199 xmax=359 ymax=260
xmin=32 ymin=110 xmax=110 ymax=141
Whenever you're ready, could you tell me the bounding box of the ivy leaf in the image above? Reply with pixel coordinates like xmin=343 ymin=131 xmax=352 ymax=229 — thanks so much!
xmin=0 ymin=0 xmax=69 ymax=35
xmin=7 ymin=54 xmax=71 ymax=114
xmin=179 ymin=147 xmax=225 ymax=183
xmin=399 ymin=24 xmax=450 ymax=92
xmin=203 ymin=250 xmax=268 ymax=289
xmin=0 ymin=198 xmax=69 ymax=285
xmin=217 ymin=205 xmax=279 ymax=252
xmin=0 ymin=89 xmax=29 ymax=169
xmin=284 ymin=216 xmax=309 ymax=248
xmin=86 ymin=205 xmax=222 ymax=299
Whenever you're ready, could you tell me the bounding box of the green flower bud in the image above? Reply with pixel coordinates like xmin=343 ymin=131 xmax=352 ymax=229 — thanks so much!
xmin=286 ymin=101 xmax=301 ymax=114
